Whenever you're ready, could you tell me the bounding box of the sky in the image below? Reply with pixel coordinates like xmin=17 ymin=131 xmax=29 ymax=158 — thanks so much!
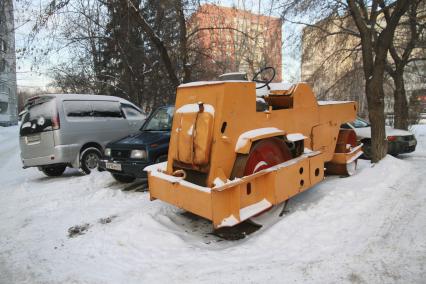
xmin=14 ymin=0 xmax=53 ymax=90
xmin=13 ymin=0 xmax=302 ymax=90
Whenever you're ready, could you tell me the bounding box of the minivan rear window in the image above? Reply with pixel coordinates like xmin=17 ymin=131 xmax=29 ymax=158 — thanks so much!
xmin=122 ymin=104 xmax=144 ymax=119
xmin=20 ymin=96 xmax=56 ymax=136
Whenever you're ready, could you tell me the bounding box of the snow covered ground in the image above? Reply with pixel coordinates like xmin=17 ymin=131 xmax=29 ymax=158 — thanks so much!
xmin=0 ymin=125 xmax=425 ymax=283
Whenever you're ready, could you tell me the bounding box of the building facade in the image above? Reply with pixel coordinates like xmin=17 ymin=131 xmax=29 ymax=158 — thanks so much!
xmin=0 ymin=0 xmax=18 ymax=126
xmin=301 ymin=12 xmax=426 ymax=119
xmin=188 ymin=4 xmax=282 ymax=81
xmin=301 ymin=17 xmax=370 ymax=117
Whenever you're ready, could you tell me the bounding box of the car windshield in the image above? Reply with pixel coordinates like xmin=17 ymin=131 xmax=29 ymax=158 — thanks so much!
xmin=20 ymin=96 xmax=56 ymax=135
xmin=142 ymin=106 xmax=174 ymax=131
xmin=352 ymin=118 xmax=370 ymax=128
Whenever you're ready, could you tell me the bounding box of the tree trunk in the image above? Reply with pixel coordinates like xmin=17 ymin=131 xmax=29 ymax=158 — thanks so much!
xmin=175 ymin=0 xmax=191 ymax=83
xmin=366 ymin=76 xmax=388 ymax=162
xmin=347 ymin=0 xmax=410 ymax=163
xmin=392 ymin=70 xmax=409 ymax=130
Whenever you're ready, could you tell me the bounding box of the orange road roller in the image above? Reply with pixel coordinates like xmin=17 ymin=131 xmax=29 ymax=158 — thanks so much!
xmin=145 ymin=68 xmax=363 ymax=229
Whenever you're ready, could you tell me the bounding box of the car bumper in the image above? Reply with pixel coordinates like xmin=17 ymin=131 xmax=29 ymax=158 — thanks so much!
xmin=388 ymin=139 xmax=417 ymax=155
xmin=98 ymin=159 xmax=149 ymax=178
xmin=21 ymin=144 xmax=79 ymax=168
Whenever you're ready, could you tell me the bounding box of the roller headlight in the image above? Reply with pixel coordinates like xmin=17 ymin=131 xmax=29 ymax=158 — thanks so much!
xmin=104 ymin=148 xmax=111 ymax=157
xmin=131 ymin=149 xmax=147 ymax=159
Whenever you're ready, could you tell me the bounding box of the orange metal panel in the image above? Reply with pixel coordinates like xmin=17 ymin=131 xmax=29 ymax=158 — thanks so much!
xmin=239 ymin=174 xmax=274 ymax=209
xmin=148 ymin=174 xmax=213 ymax=220
xmin=194 ymin=112 xmax=214 ymax=165
xmin=211 ymin=186 xmax=241 ymax=227
xmin=175 ymin=112 xmax=197 ymax=164
xmin=274 ymin=157 xmax=311 ymax=203
xmin=309 ymin=153 xmax=325 ymax=185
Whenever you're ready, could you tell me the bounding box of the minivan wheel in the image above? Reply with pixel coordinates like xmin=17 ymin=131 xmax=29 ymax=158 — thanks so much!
xmin=112 ymin=173 xmax=135 ymax=183
xmin=80 ymin=147 xmax=101 ymax=174
xmin=41 ymin=165 xmax=66 ymax=177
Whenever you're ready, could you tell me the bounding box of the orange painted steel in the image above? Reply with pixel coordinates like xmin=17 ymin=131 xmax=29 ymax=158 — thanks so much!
xmin=146 ymin=81 xmax=362 ymax=228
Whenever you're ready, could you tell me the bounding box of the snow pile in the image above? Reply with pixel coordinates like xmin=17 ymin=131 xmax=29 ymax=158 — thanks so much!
xmin=239 ymin=199 xmax=272 ymax=221
xmin=0 ymin=125 xmax=425 ymax=283
xmin=235 ymin=127 xmax=284 ymax=152
xmin=175 ymin=103 xmax=215 ymax=115
xmin=213 ymin=177 xmax=225 ymax=187
xmin=286 ymin=133 xmax=306 ymax=142
xmin=411 ymin=124 xmax=426 ymax=154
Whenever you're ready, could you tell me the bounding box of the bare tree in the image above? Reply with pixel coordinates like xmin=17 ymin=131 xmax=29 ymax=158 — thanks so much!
xmin=281 ymin=0 xmax=411 ymax=162
xmin=386 ymin=0 xmax=425 ymax=130
xmin=20 ymin=0 xmax=282 ymax=111
xmin=300 ymin=15 xmax=369 ymax=116
xmin=347 ymin=0 xmax=411 ymax=162
xmin=19 ymin=0 xmax=187 ymax=109
xmin=17 ymin=0 xmax=109 ymax=94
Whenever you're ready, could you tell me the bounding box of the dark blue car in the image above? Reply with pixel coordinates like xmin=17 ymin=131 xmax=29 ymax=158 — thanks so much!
xmin=99 ymin=105 xmax=174 ymax=183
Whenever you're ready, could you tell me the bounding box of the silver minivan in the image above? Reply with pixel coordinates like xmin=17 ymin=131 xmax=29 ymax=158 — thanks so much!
xmin=19 ymin=94 xmax=145 ymax=177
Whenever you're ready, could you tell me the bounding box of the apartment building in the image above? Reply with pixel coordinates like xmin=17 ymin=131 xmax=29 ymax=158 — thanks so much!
xmin=189 ymin=4 xmax=282 ymax=81
xmin=0 ymin=0 xmax=18 ymax=126
xmin=301 ymin=12 xmax=426 ymax=118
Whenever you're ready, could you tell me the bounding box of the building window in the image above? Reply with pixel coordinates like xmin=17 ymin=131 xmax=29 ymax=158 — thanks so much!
xmin=0 ymin=59 xmax=6 ymax=72
xmin=0 ymin=102 xmax=8 ymax=114
xmin=0 ymin=39 xmax=6 ymax=52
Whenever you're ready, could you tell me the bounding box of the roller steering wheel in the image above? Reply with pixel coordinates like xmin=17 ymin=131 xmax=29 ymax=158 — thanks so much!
xmin=252 ymin=67 xmax=276 ymax=89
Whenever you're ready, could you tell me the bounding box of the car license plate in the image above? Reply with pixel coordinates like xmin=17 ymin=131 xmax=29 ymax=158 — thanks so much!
xmin=408 ymin=140 xmax=416 ymax=146
xmin=106 ymin=162 xmax=122 ymax=171
xmin=26 ymin=134 xmax=40 ymax=144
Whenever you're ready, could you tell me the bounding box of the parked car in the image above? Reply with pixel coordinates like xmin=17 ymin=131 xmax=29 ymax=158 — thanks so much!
xmin=19 ymin=94 xmax=145 ymax=177
xmin=99 ymin=105 xmax=174 ymax=183
xmin=341 ymin=117 xmax=417 ymax=159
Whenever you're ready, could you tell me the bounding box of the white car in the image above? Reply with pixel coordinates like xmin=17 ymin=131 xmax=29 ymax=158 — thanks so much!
xmin=341 ymin=118 xmax=417 ymax=159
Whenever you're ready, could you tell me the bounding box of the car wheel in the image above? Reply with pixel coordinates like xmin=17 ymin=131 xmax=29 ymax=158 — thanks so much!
xmin=361 ymin=139 xmax=372 ymax=160
xmin=41 ymin=165 xmax=66 ymax=177
xmin=80 ymin=147 xmax=101 ymax=174
xmin=112 ymin=173 xmax=135 ymax=183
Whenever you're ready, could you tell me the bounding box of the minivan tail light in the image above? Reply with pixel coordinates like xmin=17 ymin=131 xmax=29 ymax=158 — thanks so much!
xmin=52 ymin=112 xmax=60 ymax=130
xmin=387 ymin=136 xmax=396 ymax=142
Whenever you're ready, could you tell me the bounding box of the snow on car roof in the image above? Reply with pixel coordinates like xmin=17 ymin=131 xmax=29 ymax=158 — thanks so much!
xmin=34 ymin=94 xmax=141 ymax=110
